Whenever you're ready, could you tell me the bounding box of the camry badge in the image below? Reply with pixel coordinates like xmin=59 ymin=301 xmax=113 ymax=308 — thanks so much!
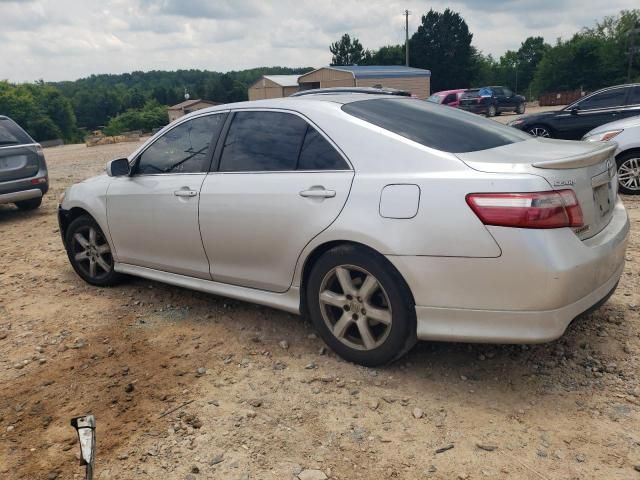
xmin=553 ymin=179 xmax=576 ymax=187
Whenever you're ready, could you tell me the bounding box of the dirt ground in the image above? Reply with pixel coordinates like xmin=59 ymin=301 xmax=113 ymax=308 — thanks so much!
xmin=1 ymin=139 xmax=639 ymax=480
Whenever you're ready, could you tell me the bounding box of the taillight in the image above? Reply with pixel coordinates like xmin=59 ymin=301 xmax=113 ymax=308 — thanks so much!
xmin=466 ymin=190 xmax=583 ymax=229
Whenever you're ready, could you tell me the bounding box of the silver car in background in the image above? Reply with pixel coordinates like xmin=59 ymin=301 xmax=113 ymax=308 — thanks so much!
xmin=58 ymin=93 xmax=629 ymax=366
xmin=583 ymin=114 xmax=640 ymax=195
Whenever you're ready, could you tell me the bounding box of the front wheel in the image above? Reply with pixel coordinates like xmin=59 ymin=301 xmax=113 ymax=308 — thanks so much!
xmin=516 ymin=102 xmax=526 ymax=114
xmin=616 ymin=152 xmax=640 ymax=195
xmin=64 ymin=215 xmax=122 ymax=286
xmin=307 ymin=245 xmax=416 ymax=366
xmin=486 ymin=104 xmax=497 ymax=117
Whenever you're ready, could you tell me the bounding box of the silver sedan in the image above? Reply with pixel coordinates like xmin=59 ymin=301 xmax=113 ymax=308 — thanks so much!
xmin=58 ymin=93 xmax=629 ymax=366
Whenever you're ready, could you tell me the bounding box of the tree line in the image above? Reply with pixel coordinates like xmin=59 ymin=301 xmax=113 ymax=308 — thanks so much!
xmin=330 ymin=8 xmax=640 ymax=97
xmin=0 ymin=67 xmax=311 ymax=142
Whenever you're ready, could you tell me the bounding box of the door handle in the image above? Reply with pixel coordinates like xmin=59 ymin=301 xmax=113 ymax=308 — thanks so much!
xmin=299 ymin=188 xmax=336 ymax=199
xmin=174 ymin=189 xmax=198 ymax=197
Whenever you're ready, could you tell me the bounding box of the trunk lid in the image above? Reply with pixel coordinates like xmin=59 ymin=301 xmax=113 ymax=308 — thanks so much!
xmin=456 ymin=138 xmax=618 ymax=240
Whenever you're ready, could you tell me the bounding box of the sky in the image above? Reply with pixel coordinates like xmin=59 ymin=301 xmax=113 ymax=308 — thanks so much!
xmin=0 ymin=0 xmax=638 ymax=82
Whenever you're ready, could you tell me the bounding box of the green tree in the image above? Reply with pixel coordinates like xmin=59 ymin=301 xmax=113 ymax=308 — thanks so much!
xmin=362 ymin=45 xmax=405 ymax=65
xmin=409 ymin=9 xmax=474 ymax=92
xmin=103 ymin=100 xmax=168 ymax=136
xmin=330 ymin=34 xmax=367 ymax=65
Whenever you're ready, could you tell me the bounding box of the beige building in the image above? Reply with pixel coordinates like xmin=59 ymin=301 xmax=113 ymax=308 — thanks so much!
xmin=298 ymin=66 xmax=431 ymax=99
xmin=248 ymin=75 xmax=301 ymax=101
xmin=167 ymin=99 xmax=221 ymax=122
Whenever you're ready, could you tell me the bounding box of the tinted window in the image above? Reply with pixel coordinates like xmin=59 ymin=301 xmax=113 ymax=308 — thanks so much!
xmin=479 ymin=87 xmax=493 ymax=96
xmin=342 ymin=98 xmax=530 ymax=153
xmin=629 ymin=86 xmax=640 ymax=105
xmin=219 ymin=111 xmax=307 ymax=172
xmin=137 ymin=114 xmax=224 ymax=174
xmin=0 ymin=118 xmax=32 ymax=146
xmin=298 ymin=127 xmax=348 ymax=170
xmin=492 ymin=87 xmax=503 ymax=96
xmin=578 ymin=88 xmax=627 ymax=110
xmin=502 ymin=88 xmax=513 ymax=97
xmin=443 ymin=93 xmax=457 ymax=104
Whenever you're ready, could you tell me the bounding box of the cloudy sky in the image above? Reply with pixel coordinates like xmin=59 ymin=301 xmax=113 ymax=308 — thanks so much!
xmin=0 ymin=0 xmax=637 ymax=82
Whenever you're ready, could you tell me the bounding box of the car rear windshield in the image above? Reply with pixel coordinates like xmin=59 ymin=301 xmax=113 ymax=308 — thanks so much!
xmin=0 ymin=118 xmax=33 ymax=146
xmin=341 ymin=98 xmax=529 ymax=153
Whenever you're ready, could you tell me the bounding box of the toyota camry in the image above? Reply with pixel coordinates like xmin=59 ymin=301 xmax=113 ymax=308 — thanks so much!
xmin=58 ymin=92 xmax=629 ymax=366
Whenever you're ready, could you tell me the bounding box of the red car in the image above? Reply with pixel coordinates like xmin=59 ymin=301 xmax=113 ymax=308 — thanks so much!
xmin=426 ymin=89 xmax=466 ymax=108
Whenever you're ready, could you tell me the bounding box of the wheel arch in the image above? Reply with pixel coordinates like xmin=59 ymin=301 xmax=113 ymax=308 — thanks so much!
xmin=616 ymin=147 xmax=640 ymax=162
xmin=59 ymin=207 xmax=93 ymax=246
xmin=298 ymin=240 xmax=416 ymax=316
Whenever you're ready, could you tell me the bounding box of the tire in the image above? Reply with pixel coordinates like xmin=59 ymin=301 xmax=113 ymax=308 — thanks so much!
xmin=64 ymin=215 xmax=122 ymax=286
xmin=15 ymin=197 xmax=42 ymax=210
xmin=306 ymin=245 xmax=417 ymax=367
xmin=516 ymin=102 xmax=526 ymax=114
xmin=616 ymin=151 xmax=640 ymax=195
xmin=527 ymin=125 xmax=552 ymax=138
xmin=486 ymin=104 xmax=497 ymax=117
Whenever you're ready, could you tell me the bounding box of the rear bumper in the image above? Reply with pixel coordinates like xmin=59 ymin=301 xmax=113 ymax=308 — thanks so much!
xmin=388 ymin=198 xmax=629 ymax=343
xmin=0 ymin=188 xmax=43 ymax=205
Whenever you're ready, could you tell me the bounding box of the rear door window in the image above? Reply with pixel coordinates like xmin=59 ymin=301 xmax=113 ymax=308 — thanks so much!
xmin=342 ymin=98 xmax=530 ymax=153
xmin=0 ymin=118 xmax=32 ymax=146
xmin=219 ymin=111 xmax=349 ymax=172
xmin=577 ymin=88 xmax=627 ymax=110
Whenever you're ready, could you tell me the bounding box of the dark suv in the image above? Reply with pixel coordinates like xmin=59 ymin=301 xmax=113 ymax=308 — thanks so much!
xmin=509 ymin=84 xmax=640 ymax=139
xmin=458 ymin=86 xmax=526 ymax=117
xmin=0 ymin=116 xmax=48 ymax=210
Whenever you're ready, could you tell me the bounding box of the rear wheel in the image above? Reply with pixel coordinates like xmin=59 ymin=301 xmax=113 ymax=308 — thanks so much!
xmin=616 ymin=152 xmax=640 ymax=195
xmin=15 ymin=197 xmax=42 ymax=210
xmin=65 ymin=215 xmax=122 ymax=286
xmin=527 ymin=125 xmax=551 ymax=138
xmin=486 ymin=104 xmax=497 ymax=117
xmin=307 ymin=245 xmax=416 ymax=366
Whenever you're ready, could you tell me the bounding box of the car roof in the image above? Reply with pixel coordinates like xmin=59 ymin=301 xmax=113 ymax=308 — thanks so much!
xmin=193 ymin=93 xmax=410 ymax=116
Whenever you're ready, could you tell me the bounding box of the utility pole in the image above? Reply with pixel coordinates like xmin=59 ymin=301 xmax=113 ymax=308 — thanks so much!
xmin=404 ymin=9 xmax=410 ymax=67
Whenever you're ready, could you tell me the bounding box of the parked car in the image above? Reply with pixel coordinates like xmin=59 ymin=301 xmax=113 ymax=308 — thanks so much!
xmin=510 ymin=84 xmax=640 ymax=139
xmin=583 ymin=114 xmax=640 ymax=195
xmin=58 ymin=95 xmax=629 ymax=366
xmin=426 ymin=89 xmax=466 ymax=108
xmin=0 ymin=115 xmax=48 ymax=210
xmin=458 ymin=86 xmax=526 ymax=116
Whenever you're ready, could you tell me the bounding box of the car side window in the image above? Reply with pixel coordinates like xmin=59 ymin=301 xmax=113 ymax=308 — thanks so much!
xmin=492 ymin=87 xmax=504 ymax=96
xmin=577 ymin=88 xmax=627 ymax=110
xmin=629 ymin=86 xmax=640 ymax=105
xmin=136 ymin=114 xmax=224 ymax=175
xmin=443 ymin=93 xmax=456 ymax=104
xmin=503 ymin=88 xmax=513 ymax=97
xmin=298 ymin=126 xmax=349 ymax=170
xmin=219 ymin=111 xmax=307 ymax=172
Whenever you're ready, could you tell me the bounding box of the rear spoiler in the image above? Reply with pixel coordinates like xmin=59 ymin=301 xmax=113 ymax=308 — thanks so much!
xmin=532 ymin=143 xmax=617 ymax=169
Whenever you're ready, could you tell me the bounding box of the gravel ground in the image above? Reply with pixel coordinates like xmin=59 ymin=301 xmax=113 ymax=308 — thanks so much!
xmin=0 ymin=139 xmax=639 ymax=480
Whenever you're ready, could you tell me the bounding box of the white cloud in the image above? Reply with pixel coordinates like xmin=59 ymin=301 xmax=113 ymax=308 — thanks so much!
xmin=0 ymin=0 xmax=637 ymax=82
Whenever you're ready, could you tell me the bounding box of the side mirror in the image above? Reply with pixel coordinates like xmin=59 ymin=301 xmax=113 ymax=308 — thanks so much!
xmin=570 ymin=106 xmax=581 ymax=115
xmin=106 ymin=158 xmax=130 ymax=177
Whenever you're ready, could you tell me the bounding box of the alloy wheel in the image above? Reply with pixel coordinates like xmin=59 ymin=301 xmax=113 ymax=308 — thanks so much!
xmin=618 ymin=157 xmax=640 ymax=192
xmin=318 ymin=265 xmax=392 ymax=351
xmin=529 ymin=127 xmax=550 ymax=137
xmin=70 ymin=225 xmax=113 ymax=280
